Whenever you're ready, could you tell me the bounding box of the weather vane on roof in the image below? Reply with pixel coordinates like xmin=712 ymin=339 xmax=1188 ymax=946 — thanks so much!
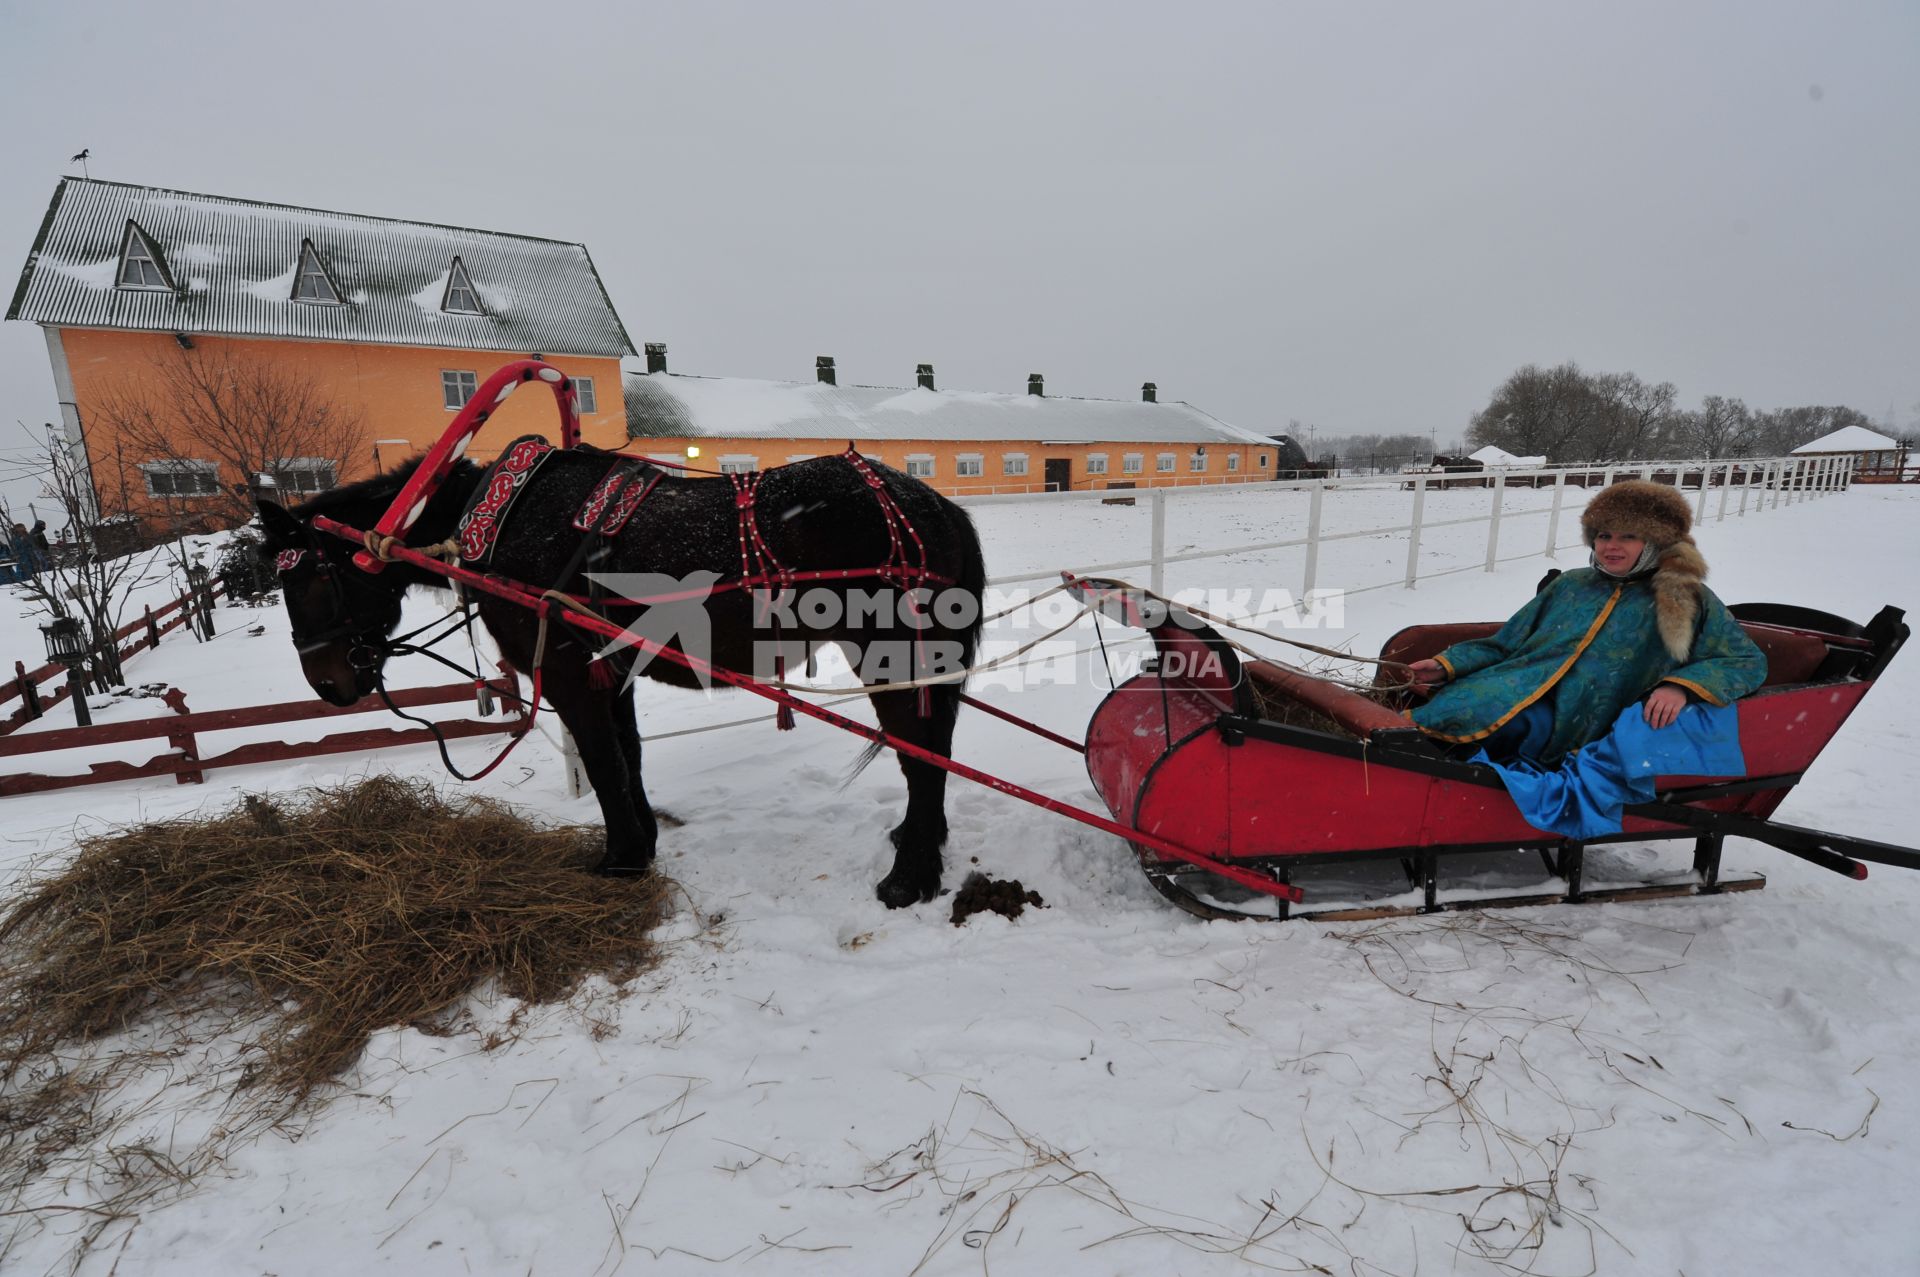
xmin=69 ymin=148 xmax=89 ymax=179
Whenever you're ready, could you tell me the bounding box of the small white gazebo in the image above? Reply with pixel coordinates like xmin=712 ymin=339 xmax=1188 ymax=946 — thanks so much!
xmin=1470 ymin=445 xmax=1547 ymax=468
xmin=1793 ymin=426 xmax=1909 ymax=482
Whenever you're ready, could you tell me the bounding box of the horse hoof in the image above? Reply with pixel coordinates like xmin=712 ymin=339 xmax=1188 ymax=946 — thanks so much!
xmin=875 ymin=872 xmax=939 ymax=909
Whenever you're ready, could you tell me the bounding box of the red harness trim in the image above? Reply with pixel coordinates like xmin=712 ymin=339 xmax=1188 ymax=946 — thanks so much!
xmin=573 ymin=466 xmax=662 ymax=535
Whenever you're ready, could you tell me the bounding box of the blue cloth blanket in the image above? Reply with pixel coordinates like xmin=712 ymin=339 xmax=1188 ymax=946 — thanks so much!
xmin=1474 ymin=703 xmax=1747 ymax=839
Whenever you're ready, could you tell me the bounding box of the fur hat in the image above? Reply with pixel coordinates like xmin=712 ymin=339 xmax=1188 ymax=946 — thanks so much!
xmin=1582 ymin=480 xmax=1706 ymax=660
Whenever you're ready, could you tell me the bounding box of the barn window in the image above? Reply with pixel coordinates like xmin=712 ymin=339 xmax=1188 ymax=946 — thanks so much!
xmin=568 ymin=377 xmax=598 ymax=414
xmin=273 ymin=458 xmax=338 ymax=494
xmin=1189 ymin=452 xmax=1208 ymax=472
xmin=1156 ymin=453 xmax=1176 ymax=473
xmin=1258 ymin=453 xmax=1269 ymax=467
xmin=292 ymin=240 xmax=343 ymax=303
xmin=905 ymin=454 xmax=935 ymax=478
xmin=717 ymin=455 xmax=760 ymax=474
xmin=139 ymin=459 xmax=220 ymax=498
xmin=1122 ymin=453 xmax=1143 ymax=474
xmin=442 ymin=370 xmax=478 ymax=409
xmin=1002 ymin=453 xmax=1029 ymax=477
xmin=1085 ymin=453 xmax=1108 ymax=475
xmin=955 ymin=454 xmax=984 ymax=477
xmin=116 ymin=221 xmax=175 ymax=291
xmin=442 ymin=256 xmax=484 ymax=314
xmin=1227 ymin=453 xmax=1241 ymax=472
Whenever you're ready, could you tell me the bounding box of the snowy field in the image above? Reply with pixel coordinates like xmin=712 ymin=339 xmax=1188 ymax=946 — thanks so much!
xmin=3 ymin=480 xmax=1918 ymax=1276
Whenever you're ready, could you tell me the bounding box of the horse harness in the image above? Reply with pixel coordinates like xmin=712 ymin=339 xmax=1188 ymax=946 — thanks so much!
xmin=448 ymin=441 xmax=952 ymax=716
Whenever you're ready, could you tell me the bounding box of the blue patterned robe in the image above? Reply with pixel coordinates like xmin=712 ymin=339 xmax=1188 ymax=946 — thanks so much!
xmin=1410 ymin=568 xmax=1768 ymax=764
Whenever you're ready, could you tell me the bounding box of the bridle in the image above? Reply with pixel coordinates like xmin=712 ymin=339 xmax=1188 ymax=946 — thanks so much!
xmin=274 ymin=532 xmax=397 ymax=671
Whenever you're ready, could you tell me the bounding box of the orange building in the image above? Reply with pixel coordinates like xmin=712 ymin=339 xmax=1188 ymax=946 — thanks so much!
xmin=624 ymin=355 xmax=1280 ymax=496
xmin=8 ymin=178 xmax=633 ymax=530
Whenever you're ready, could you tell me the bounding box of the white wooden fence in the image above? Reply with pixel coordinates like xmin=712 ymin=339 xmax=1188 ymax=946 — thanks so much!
xmin=958 ymin=454 xmax=1855 ymax=595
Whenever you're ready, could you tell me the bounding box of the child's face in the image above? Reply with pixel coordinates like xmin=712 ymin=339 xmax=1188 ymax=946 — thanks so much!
xmin=1592 ymin=529 xmax=1648 ymax=575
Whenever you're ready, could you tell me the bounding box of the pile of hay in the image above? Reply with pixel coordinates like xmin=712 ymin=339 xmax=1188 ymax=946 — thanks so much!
xmin=0 ymin=777 xmax=671 ymax=1244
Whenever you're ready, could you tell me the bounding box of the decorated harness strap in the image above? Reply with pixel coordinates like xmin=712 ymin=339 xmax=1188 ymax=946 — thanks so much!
xmin=573 ymin=463 xmax=661 ymax=537
xmin=455 ymin=436 xmax=555 ymax=566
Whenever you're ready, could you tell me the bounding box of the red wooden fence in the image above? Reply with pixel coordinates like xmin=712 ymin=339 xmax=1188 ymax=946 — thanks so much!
xmin=0 ymin=670 xmax=528 ymax=798
xmin=2 ymin=579 xmax=230 ymax=736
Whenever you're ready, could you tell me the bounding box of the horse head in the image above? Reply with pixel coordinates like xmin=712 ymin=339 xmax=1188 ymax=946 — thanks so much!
xmin=256 ymin=500 xmax=406 ymax=706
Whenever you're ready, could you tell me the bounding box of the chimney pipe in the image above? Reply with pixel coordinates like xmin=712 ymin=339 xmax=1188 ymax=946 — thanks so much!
xmin=644 ymin=342 xmax=668 ymax=375
xmin=1141 ymin=381 xmax=1158 ymax=403
xmin=1028 ymin=373 xmax=1044 ymax=397
xmin=916 ymin=363 xmax=935 ymax=391
xmin=816 ymin=355 xmax=836 ymax=386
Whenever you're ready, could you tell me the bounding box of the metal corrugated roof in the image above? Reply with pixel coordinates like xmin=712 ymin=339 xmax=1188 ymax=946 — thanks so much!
xmin=7 ymin=179 xmax=635 ymax=357
xmin=624 ymin=372 xmax=1273 ymax=446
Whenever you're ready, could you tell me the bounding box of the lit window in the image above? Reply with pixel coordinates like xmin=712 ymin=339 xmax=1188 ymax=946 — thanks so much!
xmin=1190 ymin=452 xmax=1208 ymax=472
xmin=956 ymin=454 xmax=984 ymax=477
xmin=1122 ymin=453 xmax=1143 ymax=474
xmin=442 ymin=370 xmax=478 ymax=409
xmin=443 ymin=257 xmax=484 ymax=314
xmin=273 ymin=458 xmax=338 ymax=494
xmin=568 ymin=377 xmax=598 ymax=414
xmin=905 ymin=455 xmax=935 ymax=478
xmin=718 ymin=455 xmax=760 ymax=474
xmin=116 ymin=222 xmax=174 ymax=291
xmin=292 ymin=240 xmax=343 ymax=303
xmin=140 ymin=460 xmax=220 ymax=498
xmin=1085 ymin=453 xmax=1108 ymax=475
xmin=1227 ymin=453 xmax=1241 ymax=472
xmin=1157 ymin=453 xmax=1176 ymax=473
xmin=1003 ymin=453 xmax=1029 ymax=476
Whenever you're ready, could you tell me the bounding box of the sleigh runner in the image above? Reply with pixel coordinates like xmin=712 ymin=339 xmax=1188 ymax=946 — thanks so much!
xmin=271 ymin=360 xmax=1920 ymax=919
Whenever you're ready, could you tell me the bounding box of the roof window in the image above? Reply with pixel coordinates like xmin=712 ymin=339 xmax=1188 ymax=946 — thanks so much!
xmin=442 ymin=256 xmax=484 ymax=315
xmin=116 ymin=221 xmax=176 ymax=292
xmin=292 ymin=240 xmax=343 ymax=304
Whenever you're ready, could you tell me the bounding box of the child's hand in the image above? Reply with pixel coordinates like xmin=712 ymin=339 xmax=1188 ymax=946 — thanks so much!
xmin=1643 ymin=685 xmax=1688 ymax=729
xmin=1406 ymin=659 xmax=1448 ymax=687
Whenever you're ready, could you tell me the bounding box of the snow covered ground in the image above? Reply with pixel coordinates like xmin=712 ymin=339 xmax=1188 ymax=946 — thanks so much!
xmin=3 ymin=480 xmax=1917 ymax=1276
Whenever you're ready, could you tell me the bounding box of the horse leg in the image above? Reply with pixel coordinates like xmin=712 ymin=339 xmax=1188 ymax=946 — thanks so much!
xmin=544 ymin=666 xmax=656 ymax=875
xmin=609 ymin=678 xmax=662 ymax=835
xmin=868 ymin=686 xmax=957 ymax=908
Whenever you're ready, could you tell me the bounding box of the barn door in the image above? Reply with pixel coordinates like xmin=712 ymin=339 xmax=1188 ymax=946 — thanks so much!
xmin=1044 ymin=458 xmax=1071 ymax=492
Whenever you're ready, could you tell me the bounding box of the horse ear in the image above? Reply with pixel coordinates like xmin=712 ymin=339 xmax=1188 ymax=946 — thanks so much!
xmin=256 ymin=500 xmax=301 ymax=544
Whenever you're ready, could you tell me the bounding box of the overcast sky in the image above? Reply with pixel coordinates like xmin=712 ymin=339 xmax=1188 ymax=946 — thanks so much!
xmin=1 ymin=0 xmax=1914 ymax=509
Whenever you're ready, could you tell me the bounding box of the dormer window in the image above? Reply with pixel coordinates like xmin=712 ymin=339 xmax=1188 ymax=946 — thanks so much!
xmin=442 ymin=256 xmax=484 ymax=315
xmin=292 ymin=240 xmax=343 ymax=303
xmin=116 ymin=221 xmax=175 ymax=291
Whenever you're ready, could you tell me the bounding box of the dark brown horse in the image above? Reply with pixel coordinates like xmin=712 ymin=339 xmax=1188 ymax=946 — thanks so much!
xmin=257 ymin=449 xmax=987 ymax=907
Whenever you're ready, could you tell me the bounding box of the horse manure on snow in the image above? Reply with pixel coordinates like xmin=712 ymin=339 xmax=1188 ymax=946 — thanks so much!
xmin=0 ymin=775 xmax=670 ymax=1219
xmin=949 ymin=872 xmax=1046 ymax=925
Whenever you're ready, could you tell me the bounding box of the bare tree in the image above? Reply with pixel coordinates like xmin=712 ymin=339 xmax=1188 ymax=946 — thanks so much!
xmin=1672 ymin=395 xmax=1757 ymax=457
xmin=89 ymin=346 xmax=364 ymax=527
xmin=2 ymin=428 xmax=173 ymax=688
xmin=1467 ymin=363 xmax=1608 ymax=460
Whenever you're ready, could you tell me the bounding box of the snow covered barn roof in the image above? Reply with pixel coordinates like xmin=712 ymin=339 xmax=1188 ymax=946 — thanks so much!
xmin=624 ymin=372 xmax=1273 ymax=446
xmin=7 ymin=178 xmax=634 ymax=357
xmin=1792 ymin=425 xmax=1901 ymax=455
